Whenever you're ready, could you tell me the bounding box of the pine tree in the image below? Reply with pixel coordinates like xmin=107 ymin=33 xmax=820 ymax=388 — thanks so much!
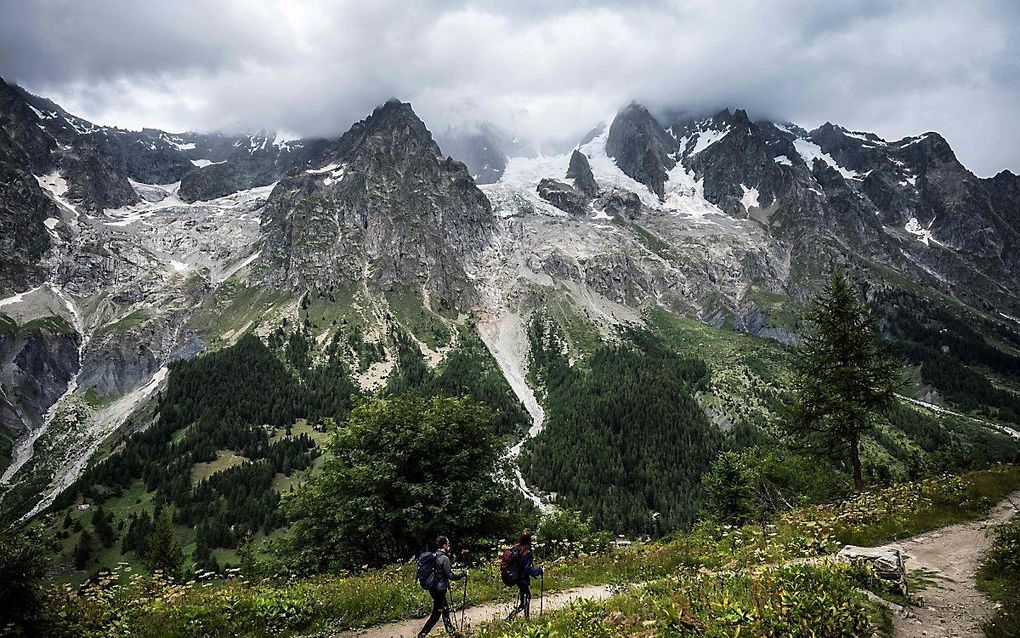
xmin=73 ymin=530 xmax=93 ymax=570
xmin=145 ymin=509 xmax=185 ymax=580
xmin=704 ymin=451 xmax=752 ymax=524
xmin=786 ymin=270 xmax=901 ymax=490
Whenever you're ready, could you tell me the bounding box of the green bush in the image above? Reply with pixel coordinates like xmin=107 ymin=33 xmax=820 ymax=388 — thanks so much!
xmin=0 ymin=529 xmax=49 ymax=636
xmin=537 ymin=510 xmax=591 ymax=545
xmin=282 ymin=394 xmax=531 ymax=572
xmin=704 ymin=447 xmax=850 ymax=526
xmin=476 ymin=563 xmax=871 ymax=638
xmin=980 ymin=514 xmax=1020 ymax=638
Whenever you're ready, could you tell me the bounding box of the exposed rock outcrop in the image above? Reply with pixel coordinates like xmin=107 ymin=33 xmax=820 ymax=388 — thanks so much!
xmin=537 ymin=178 xmax=590 ymax=216
xmin=257 ymin=99 xmax=495 ymax=307
xmin=0 ymin=128 xmax=53 ymax=295
xmin=606 ymin=103 xmax=675 ymax=200
xmin=566 ymin=149 xmax=599 ymax=197
xmin=838 ymin=544 xmax=908 ymax=596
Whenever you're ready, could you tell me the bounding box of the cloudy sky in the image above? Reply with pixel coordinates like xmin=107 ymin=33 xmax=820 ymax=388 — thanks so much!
xmin=1 ymin=0 xmax=1018 ymax=175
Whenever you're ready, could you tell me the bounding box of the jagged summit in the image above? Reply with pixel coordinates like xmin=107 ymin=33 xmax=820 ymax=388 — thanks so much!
xmin=606 ymin=102 xmax=676 ymax=199
xmin=566 ymin=148 xmax=598 ymax=198
xmin=256 ymin=98 xmax=492 ymax=303
xmin=299 ymin=99 xmax=446 ymax=183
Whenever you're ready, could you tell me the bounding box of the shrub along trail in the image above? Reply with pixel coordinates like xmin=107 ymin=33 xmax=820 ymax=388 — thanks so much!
xmin=882 ymin=490 xmax=1020 ymax=638
xmin=335 ymin=490 xmax=1020 ymax=638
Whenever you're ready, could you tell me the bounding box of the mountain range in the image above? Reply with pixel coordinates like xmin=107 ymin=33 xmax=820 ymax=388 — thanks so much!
xmin=1 ymin=74 xmax=1019 ymax=527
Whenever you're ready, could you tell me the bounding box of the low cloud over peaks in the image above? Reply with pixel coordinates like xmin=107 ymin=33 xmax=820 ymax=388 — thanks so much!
xmin=1 ymin=0 xmax=1018 ymax=175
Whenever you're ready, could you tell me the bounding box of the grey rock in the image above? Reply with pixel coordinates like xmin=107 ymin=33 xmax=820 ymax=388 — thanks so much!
xmin=566 ymin=149 xmax=599 ymax=197
xmin=837 ymin=545 xmax=908 ymax=596
xmin=538 ymin=178 xmax=590 ymax=216
xmin=606 ymin=103 xmax=675 ymax=200
xmin=257 ymin=99 xmax=494 ymax=308
xmin=0 ymin=317 xmax=80 ymax=434
xmin=0 ymin=128 xmax=53 ymax=295
xmin=595 ymin=188 xmax=642 ymax=220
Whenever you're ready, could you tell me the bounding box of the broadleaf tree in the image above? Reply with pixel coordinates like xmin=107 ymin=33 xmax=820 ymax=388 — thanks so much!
xmin=283 ymin=394 xmax=531 ymax=572
xmin=786 ymin=270 xmax=901 ymax=490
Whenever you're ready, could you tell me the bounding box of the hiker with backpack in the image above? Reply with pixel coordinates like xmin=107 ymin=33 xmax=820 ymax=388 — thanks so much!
xmin=416 ymin=535 xmax=468 ymax=638
xmin=501 ymin=530 xmax=544 ymax=621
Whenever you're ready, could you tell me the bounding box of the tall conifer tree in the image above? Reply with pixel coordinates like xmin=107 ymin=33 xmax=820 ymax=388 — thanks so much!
xmin=787 ymin=270 xmax=900 ymax=490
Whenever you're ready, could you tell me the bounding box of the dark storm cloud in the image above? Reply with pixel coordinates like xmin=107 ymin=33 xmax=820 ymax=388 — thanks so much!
xmin=1 ymin=0 xmax=1018 ymax=175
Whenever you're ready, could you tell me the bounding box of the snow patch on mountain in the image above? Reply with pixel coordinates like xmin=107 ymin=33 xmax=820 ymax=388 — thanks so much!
xmin=497 ymin=124 xmax=728 ymax=223
xmin=773 ymin=124 xmax=861 ymax=180
xmin=773 ymin=155 xmax=793 ymax=166
xmin=190 ymin=159 xmax=224 ymax=168
xmin=0 ymin=284 xmax=48 ymax=310
xmin=158 ymin=133 xmax=195 ymax=151
xmin=27 ymin=104 xmax=53 ymax=120
xmin=684 ymin=124 xmax=732 ymax=156
xmin=35 ymin=171 xmax=80 ymax=218
xmin=843 ymin=130 xmax=886 ymax=146
xmin=305 ymin=162 xmax=346 ymax=186
xmin=905 ymin=217 xmax=939 ymax=246
xmin=498 ymin=126 xmax=653 ymax=204
xmin=740 ymin=185 xmax=760 ymax=210
xmin=792 ymin=137 xmax=860 ymax=180
xmin=273 ymin=131 xmax=302 ymax=152
xmin=663 ymin=162 xmax=725 ymax=221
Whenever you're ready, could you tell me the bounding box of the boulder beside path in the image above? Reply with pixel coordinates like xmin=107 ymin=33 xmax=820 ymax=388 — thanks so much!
xmin=837 ymin=544 xmax=908 ymax=596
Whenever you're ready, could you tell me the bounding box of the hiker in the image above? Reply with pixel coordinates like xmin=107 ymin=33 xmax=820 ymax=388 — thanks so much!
xmin=417 ymin=535 xmax=467 ymax=638
xmin=504 ymin=530 xmax=543 ymax=621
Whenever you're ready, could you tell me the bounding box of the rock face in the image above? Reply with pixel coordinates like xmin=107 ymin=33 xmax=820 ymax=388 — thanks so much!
xmin=0 ymin=317 xmax=80 ymax=434
xmin=566 ymin=149 xmax=599 ymax=197
xmin=0 ymin=79 xmax=59 ymax=174
xmin=177 ymin=133 xmax=329 ymax=202
xmin=0 ymin=129 xmax=53 ymax=295
xmin=61 ymin=135 xmax=141 ymax=213
xmin=537 ymin=178 xmax=590 ymax=216
xmin=838 ymin=544 xmax=908 ymax=595
xmin=257 ymin=99 xmax=495 ymax=307
xmin=606 ymin=103 xmax=676 ymax=200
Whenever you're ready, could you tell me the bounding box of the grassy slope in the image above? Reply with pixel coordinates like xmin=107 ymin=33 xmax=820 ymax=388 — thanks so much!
xmin=40 ymin=466 xmax=1020 ymax=637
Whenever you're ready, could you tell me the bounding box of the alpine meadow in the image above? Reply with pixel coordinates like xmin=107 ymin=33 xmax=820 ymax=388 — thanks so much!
xmin=1 ymin=2 xmax=1020 ymax=637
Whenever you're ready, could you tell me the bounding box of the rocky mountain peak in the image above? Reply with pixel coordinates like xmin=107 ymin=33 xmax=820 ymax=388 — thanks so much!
xmin=256 ymin=99 xmax=493 ymax=305
xmin=893 ymin=131 xmax=959 ymax=168
xmin=566 ymin=149 xmax=599 ymax=197
xmin=332 ymin=98 xmax=442 ymax=163
xmin=0 ymin=77 xmax=57 ymax=173
xmin=606 ymin=102 xmax=676 ymax=200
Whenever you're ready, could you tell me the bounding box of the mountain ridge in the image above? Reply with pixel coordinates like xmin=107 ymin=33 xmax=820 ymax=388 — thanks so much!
xmin=0 ymin=75 xmax=1018 ymax=529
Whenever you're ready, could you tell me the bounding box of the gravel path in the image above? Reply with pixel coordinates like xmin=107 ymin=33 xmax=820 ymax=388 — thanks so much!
xmin=333 ymin=491 xmax=1020 ymax=638
xmin=337 ymin=583 xmax=620 ymax=638
xmin=882 ymin=491 xmax=1020 ymax=638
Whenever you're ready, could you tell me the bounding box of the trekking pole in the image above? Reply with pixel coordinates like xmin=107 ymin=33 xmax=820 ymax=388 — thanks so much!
xmin=540 ymin=573 xmax=544 ymax=617
xmin=461 ymin=572 xmax=468 ymax=630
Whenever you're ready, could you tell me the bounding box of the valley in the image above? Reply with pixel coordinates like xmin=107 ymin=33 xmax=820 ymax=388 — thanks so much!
xmin=1 ymin=71 xmax=1019 ymax=638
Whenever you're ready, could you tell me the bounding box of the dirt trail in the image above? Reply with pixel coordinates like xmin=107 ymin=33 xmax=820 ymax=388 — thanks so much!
xmin=881 ymin=490 xmax=1020 ymax=638
xmin=338 ymin=583 xmax=620 ymax=638
xmin=335 ymin=492 xmax=1020 ymax=638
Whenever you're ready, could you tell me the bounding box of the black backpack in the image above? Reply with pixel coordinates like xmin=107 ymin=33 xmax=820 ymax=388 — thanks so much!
xmin=416 ymin=551 xmax=439 ymax=590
